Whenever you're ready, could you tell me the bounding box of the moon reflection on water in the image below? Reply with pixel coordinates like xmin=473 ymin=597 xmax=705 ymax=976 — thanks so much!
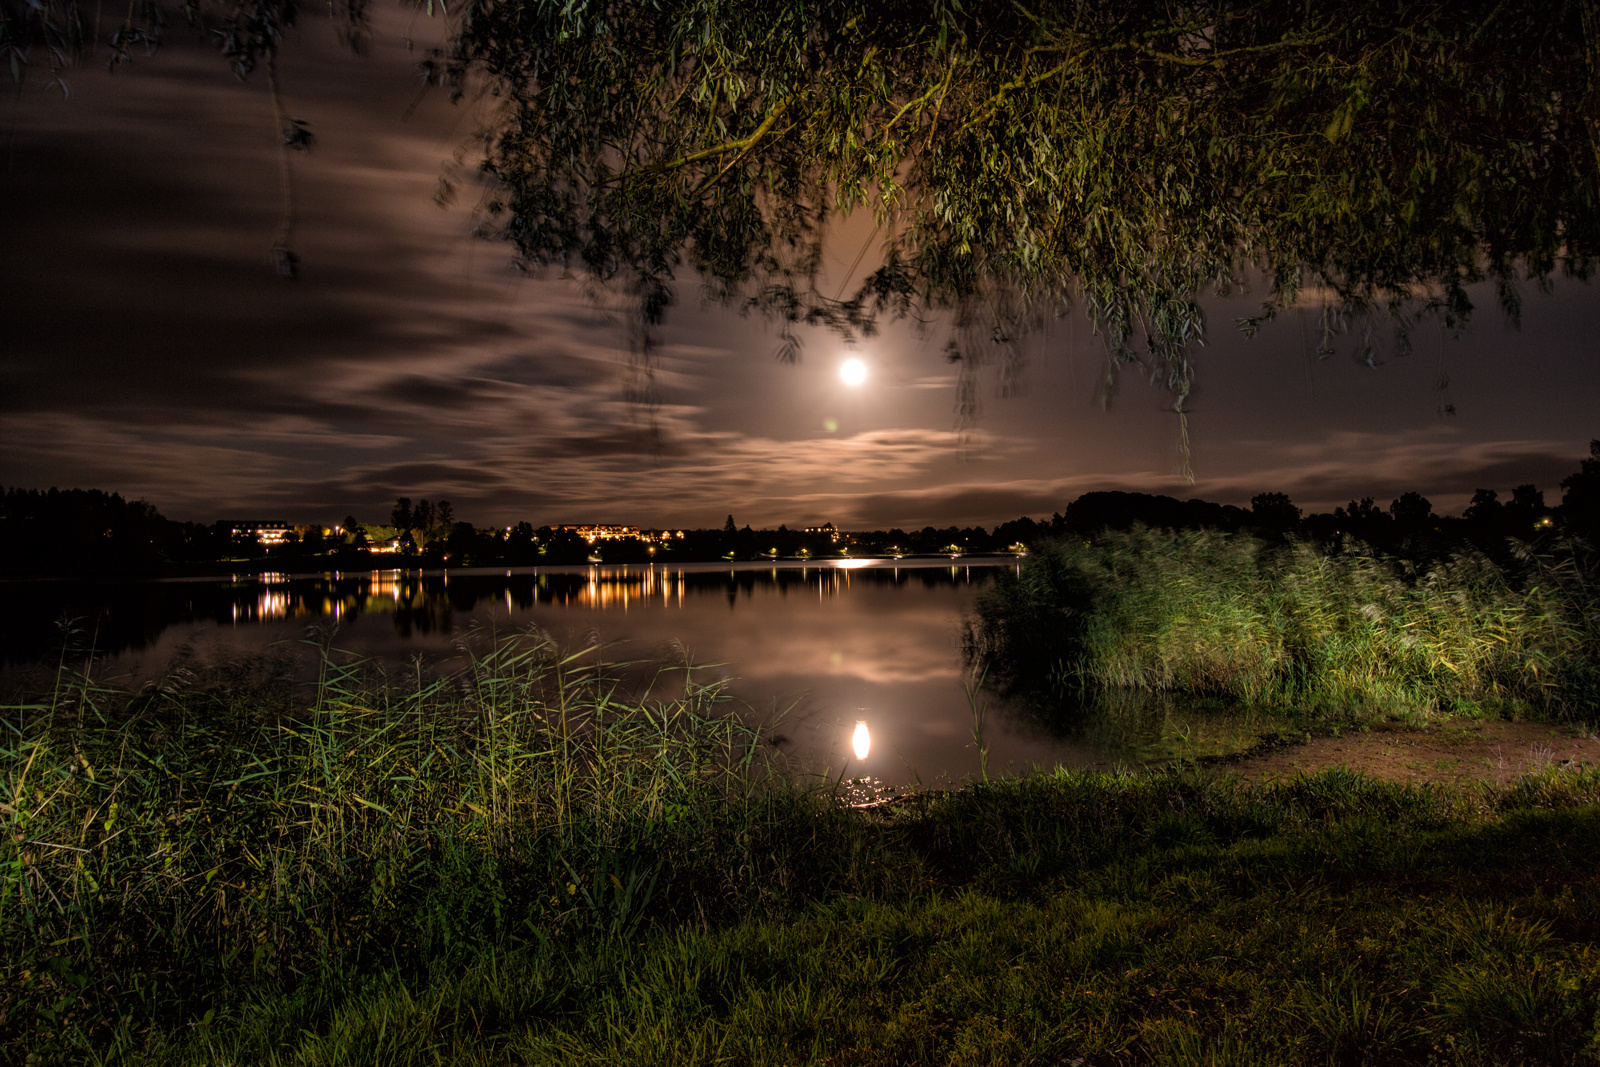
xmin=851 ymin=720 xmax=872 ymax=761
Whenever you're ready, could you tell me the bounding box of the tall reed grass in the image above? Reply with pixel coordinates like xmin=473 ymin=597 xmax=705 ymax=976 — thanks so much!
xmin=968 ymin=527 xmax=1600 ymax=719
xmin=12 ymin=606 xmax=1600 ymax=1062
xmin=0 ymin=631 xmax=884 ymax=1057
xmin=31 ymin=754 xmax=1600 ymax=1065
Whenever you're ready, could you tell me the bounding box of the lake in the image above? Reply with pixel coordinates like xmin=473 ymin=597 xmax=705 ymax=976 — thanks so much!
xmin=1 ymin=559 xmax=1264 ymax=782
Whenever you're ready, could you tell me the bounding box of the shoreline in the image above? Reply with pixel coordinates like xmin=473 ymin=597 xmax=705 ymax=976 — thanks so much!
xmin=1211 ymin=716 xmax=1600 ymax=787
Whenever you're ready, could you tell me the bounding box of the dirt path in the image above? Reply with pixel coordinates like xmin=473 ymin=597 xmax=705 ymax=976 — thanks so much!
xmin=1220 ymin=719 xmax=1600 ymax=787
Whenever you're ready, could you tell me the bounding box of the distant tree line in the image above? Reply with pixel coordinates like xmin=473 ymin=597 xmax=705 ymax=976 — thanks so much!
xmin=7 ymin=441 xmax=1600 ymax=577
xmin=0 ymin=487 xmax=237 ymax=578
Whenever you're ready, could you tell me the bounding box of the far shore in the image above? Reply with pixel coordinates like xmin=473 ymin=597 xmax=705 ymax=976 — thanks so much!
xmin=0 ymin=552 xmax=1029 ymax=584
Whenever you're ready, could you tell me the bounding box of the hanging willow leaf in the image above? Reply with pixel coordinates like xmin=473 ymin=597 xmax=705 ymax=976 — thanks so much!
xmin=7 ymin=0 xmax=1597 ymax=416
xmin=437 ymin=0 xmax=1599 ymax=410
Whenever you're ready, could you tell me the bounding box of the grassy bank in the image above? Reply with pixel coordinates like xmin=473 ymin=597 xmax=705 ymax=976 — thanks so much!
xmin=968 ymin=527 xmax=1600 ymax=723
xmin=3 ymin=635 xmax=864 ymax=1059
xmin=8 ymin=635 xmax=1600 ymax=1063
xmin=173 ymin=777 xmax=1600 ymax=1066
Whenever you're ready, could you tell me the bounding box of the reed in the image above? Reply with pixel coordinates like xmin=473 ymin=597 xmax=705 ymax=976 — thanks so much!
xmin=0 ymin=630 xmax=887 ymax=1058
xmin=12 ymin=617 xmax=1600 ymax=1063
xmin=969 ymin=527 xmax=1600 ymax=721
xmin=37 ymin=760 xmax=1600 ymax=1065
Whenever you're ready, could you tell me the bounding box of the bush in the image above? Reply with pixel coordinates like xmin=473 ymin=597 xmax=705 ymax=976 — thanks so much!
xmin=969 ymin=527 xmax=1599 ymax=720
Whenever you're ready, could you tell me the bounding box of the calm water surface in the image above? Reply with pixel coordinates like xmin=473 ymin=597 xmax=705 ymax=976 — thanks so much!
xmin=2 ymin=559 xmax=1261 ymax=782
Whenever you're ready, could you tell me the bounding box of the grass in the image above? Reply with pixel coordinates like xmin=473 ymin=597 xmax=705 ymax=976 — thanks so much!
xmin=968 ymin=527 xmax=1600 ymax=723
xmin=8 ymin=628 xmax=1600 ymax=1064
xmin=53 ymin=766 xmax=1600 ymax=1066
xmin=2 ymin=631 xmax=873 ymax=1059
xmin=157 ymin=825 xmax=1600 ymax=1067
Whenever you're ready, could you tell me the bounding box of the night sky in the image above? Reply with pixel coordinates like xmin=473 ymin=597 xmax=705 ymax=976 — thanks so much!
xmin=5 ymin=7 xmax=1599 ymax=530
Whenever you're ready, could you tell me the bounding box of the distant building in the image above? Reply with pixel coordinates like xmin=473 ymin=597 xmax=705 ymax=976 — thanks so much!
xmin=348 ymin=523 xmax=403 ymax=553
xmin=552 ymin=524 xmax=640 ymax=543
xmin=220 ymin=520 xmax=293 ymax=546
xmin=804 ymin=522 xmax=840 ymax=543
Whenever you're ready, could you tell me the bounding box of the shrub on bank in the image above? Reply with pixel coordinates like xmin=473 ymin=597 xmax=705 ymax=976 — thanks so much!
xmin=969 ymin=527 xmax=1600 ymax=719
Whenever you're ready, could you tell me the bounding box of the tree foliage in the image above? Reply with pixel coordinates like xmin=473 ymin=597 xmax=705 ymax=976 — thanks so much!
xmin=440 ymin=0 xmax=1600 ymax=406
xmin=7 ymin=0 xmax=1600 ymax=416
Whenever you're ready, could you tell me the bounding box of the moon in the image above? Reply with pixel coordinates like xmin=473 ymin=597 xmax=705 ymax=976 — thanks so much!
xmin=839 ymin=358 xmax=868 ymax=387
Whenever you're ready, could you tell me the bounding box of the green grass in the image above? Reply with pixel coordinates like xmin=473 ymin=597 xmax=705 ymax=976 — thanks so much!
xmin=64 ymin=768 xmax=1600 ymax=1066
xmin=969 ymin=527 xmax=1600 ymax=723
xmin=9 ymin=631 xmax=1600 ymax=1064
xmin=2 ymin=632 xmax=870 ymax=1059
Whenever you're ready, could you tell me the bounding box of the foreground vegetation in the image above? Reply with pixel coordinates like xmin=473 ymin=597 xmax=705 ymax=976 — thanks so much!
xmin=971 ymin=528 xmax=1600 ymax=724
xmin=7 ymin=632 xmax=1600 ymax=1064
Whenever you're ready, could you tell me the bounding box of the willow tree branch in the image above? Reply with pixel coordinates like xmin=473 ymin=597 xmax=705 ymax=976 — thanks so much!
xmin=266 ymin=52 xmax=297 ymax=279
xmin=605 ymin=95 xmax=794 ymax=186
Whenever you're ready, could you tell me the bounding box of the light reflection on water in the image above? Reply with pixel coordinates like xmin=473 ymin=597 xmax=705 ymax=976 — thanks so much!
xmin=1 ymin=559 xmax=1264 ymax=782
xmin=851 ymin=721 xmax=872 ymax=761
xmin=176 ymin=561 xmax=993 ymax=623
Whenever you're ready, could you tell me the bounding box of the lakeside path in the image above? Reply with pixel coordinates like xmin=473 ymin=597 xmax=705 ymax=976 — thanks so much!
xmin=1220 ymin=717 xmax=1600 ymax=786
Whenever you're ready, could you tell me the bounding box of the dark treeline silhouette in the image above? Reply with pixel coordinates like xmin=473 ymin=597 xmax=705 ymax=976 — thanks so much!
xmin=7 ymin=440 xmax=1600 ymax=578
xmin=0 ymin=487 xmax=238 ymax=578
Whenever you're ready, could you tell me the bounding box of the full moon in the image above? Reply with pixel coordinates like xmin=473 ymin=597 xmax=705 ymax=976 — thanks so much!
xmin=839 ymin=358 xmax=868 ymax=387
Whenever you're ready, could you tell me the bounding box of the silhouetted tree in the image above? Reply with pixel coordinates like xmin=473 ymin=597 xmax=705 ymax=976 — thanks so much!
xmin=1503 ymin=484 xmax=1549 ymax=534
xmin=506 ymin=521 xmax=537 ymax=563
xmin=597 ymin=536 xmax=654 ymax=564
xmin=992 ymin=517 xmax=1044 ymax=548
xmin=0 ymin=486 xmax=175 ymax=577
xmin=1059 ymin=492 xmax=1248 ymax=535
xmin=537 ymin=527 xmax=590 ymax=564
xmin=1249 ymin=492 xmax=1302 ymax=534
xmin=443 ymin=521 xmax=476 ymax=562
xmin=1561 ymin=440 xmax=1600 ymax=539
xmin=1463 ymin=489 xmax=1502 ymax=525
xmin=1389 ymin=492 xmax=1434 ymax=528
xmin=414 ymin=500 xmax=436 ymax=539
xmin=1328 ymin=498 xmax=1388 ymax=544
xmin=1345 ymin=498 xmax=1385 ymax=524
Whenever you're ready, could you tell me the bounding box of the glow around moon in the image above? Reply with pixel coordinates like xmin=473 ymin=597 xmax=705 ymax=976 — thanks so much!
xmin=839 ymin=358 xmax=868 ymax=387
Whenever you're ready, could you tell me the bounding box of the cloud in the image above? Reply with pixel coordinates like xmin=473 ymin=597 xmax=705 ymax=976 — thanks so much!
xmin=1191 ymin=430 xmax=1585 ymax=515
xmin=3 ymin=13 xmax=1597 ymax=532
xmin=777 ymin=474 xmax=1189 ymax=529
